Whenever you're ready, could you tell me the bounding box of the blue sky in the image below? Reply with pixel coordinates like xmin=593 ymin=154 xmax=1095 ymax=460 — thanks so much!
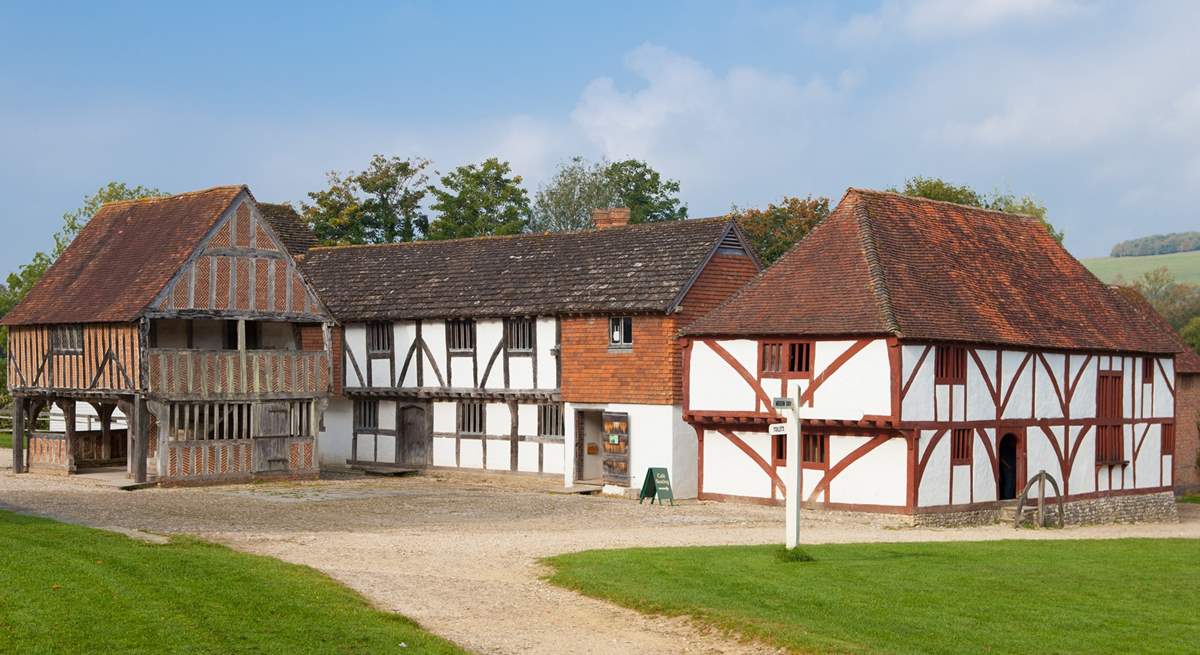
xmin=2 ymin=0 xmax=1197 ymax=276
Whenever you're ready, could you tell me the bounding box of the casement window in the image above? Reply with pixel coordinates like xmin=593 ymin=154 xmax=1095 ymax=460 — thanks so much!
xmin=1095 ymin=371 xmax=1124 ymax=464
xmin=951 ymin=428 xmax=972 ymax=465
xmin=934 ymin=345 xmax=966 ymax=384
xmin=772 ymin=433 xmax=787 ymax=466
xmin=609 ymin=316 xmax=633 ymax=348
xmin=802 ymin=433 xmax=827 ymax=465
xmin=760 ymin=341 xmax=812 ymax=378
xmin=50 ymin=324 xmax=83 ymax=355
xmin=223 ymin=320 xmax=261 ymax=350
xmin=448 ymin=319 xmax=475 ymax=352
xmin=367 ymin=321 xmax=392 ymax=354
xmin=537 ymin=402 xmax=565 ymax=438
xmin=506 ymin=318 xmax=534 ymax=352
xmin=458 ymin=401 xmax=485 ymax=434
xmin=354 ymin=400 xmax=379 ymax=430
xmin=1142 ymin=358 xmax=1155 ymax=384
xmin=1163 ymin=423 xmax=1176 ymax=456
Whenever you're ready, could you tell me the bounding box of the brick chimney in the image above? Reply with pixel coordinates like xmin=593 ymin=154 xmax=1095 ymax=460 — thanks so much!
xmin=591 ymin=207 xmax=632 ymax=229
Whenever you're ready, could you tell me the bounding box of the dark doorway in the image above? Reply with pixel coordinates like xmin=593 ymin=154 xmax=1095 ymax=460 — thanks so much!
xmin=998 ymin=433 xmax=1019 ymax=500
xmin=398 ymin=405 xmax=429 ymax=467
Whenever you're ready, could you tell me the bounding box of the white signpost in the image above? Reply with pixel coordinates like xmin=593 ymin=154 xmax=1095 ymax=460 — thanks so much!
xmin=775 ymin=393 xmax=802 ymax=548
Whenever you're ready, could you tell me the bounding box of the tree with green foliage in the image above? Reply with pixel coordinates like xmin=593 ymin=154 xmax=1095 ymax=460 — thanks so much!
xmin=893 ymin=176 xmax=1064 ymax=243
xmin=604 ymin=159 xmax=687 ymax=224
xmin=0 ymin=182 xmax=165 ymax=403
xmin=427 ymin=158 xmax=530 ymax=240
xmin=1181 ymin=316 xmax=1200 ymax=355
xmin=529 ymin=157 xmax=687 ymax=232
xmin=728 ymin=195 xmax=830 ymax=265
xmin=1124 ymin=267 xmax=1200 ymax=331
xmin=303 ymin=155 xmax=430 ymax=245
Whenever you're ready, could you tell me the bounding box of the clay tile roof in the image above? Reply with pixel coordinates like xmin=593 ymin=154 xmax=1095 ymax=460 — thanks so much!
xmin=685 ymin=189 xmax=1182 ymax=354
xmin=1108 ymin=285 xmax=1200 ymax=374
xmin=1 ymin=185 xmax=245 ymax=326
xmin=301 ymin=218 xmax=737 ymax=321
xmin=257 ymin=202 xmax=318 ymax=257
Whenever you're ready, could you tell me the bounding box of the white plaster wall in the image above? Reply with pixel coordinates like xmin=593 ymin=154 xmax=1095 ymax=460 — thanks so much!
xmin=395 ymin=322 xmax=418 ymax=387
xmin=369 ymin=358 xmax=390 ymax=387
xmin=1034 ymin=353 xmax=1066 ymax=419
xmin=1069 ymin=355 xmax=1097 ymax=419
xmin=1153 ymin=358 xmax=1175 ymax=418
xmin=509 ymin=357 xmax=534 ymax=389
xmin=951 ymin=464 xmax=971 ymax=505
xmin=485 ymin=439 xmax=510 ymax=470
xmin=688 ymin=339 xmax=757 ymax=412
xmin=543 ymin=443 xmax=565 ymax=474
xmin=918 ymin=430 xmax=950 ymax=506
xmin=1000 ymin=351 xmax=1033 ymax=420
xmin=966 ymin=349 xmax=996 ymax=421
xmin=485 ymin=402 xmax=509 ymax=436
xmin=1025 ymin=427 xmax=1061 ymax=494
xmin=432 ymin=436 xmax=456 ymax=466
xmin=378 ymin=401 xmax=396 ymax=431
xmin=376 ymin=434 xmax=396 ymax=463
xmin=344 ymin=324 xmax=367 ymax=387
xmin=318 ymin=397 xmax=353 ymax=466
xmin=517 ymin=441 xmax=539 ymax=472
xmin=828 ymin=436 xmax=907 ymax=506
xmin=48 ymin=403 xmax=128 ymax=432
xmin=902 ymin=345 xmax=935 ymax=421
xmin=517 ymin=404 xmax=538 ymax=437
xmin=1135 ymin=423 xmax=1161 ymax=488
xmin=476 ymin=320 xmax=504 ymax=388
xmin=1068 ymin=425 xmax=1095 ymax=494
xmin=972 ymin=428 xmax=997 ymax=502
xmin=670 ymin=406 xmax=698 ymax=499
xmin=450 ymin=357 xmax=474 ymax=387
xmin=798 ymin=339 xmax=890 ymax=420
xmin=423 ymin=320 xmax=446 ymax=385
xmin=432 ymin=402 xmax=455 ymax=433
xmin=703 ymin=429 xmax=772 ymax=499
xmin=536 ymin=318 xmax=558 ymax=389
xmin=1163 ymin=455 xmax=1173 ymax=486
xmin=459 ymin=439 xmax=483 ymax=468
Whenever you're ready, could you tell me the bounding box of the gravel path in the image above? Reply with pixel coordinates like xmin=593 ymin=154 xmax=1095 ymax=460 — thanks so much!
xmin=3 ymin=461 xmax=1198 ymax=654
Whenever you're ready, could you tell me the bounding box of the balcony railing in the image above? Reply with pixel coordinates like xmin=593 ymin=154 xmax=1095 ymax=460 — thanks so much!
xmin=146 ymin=349 xmax=329 ymax=399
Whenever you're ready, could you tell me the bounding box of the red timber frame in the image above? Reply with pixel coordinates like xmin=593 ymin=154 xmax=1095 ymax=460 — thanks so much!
xmin=681 ymin=336 xmax=1176 ymax=514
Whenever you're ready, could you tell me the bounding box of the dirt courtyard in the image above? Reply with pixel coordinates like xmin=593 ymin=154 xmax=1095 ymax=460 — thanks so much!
xmin=3 ymin=465 xmax=1199 ymax=655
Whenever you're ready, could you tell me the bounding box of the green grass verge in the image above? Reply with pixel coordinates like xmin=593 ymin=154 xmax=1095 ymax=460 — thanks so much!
xmin=1180 ymin=494 xmax=1200 ymax=505
xmin=1082 ymin=249 xmax=1200 ymax=285
xmin=546 ymin=540 xmax=1199 ymax=654
xmin=0 ymin=510 xmax=466 ymax=654
xmin=0 ymin=431 xmax=11 ymax=450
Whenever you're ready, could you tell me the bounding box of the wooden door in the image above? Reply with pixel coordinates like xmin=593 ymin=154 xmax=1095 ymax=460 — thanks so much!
xmin=253 ymin=436 xmax=289 ymax=472
xmin=257 ymin=402 xmax=292 ymax=437
xmin=398 ymin=405 xmax=429 ymax=467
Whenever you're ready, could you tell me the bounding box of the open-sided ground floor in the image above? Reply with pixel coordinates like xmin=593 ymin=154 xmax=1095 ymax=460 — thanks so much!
xmin=2 ymin=464 xmax=1198 ymax=654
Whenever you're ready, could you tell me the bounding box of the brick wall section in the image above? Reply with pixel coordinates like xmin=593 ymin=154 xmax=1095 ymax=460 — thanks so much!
xmin=1176 ymin=372 xmax=1200 ymax=492
xmin=328 ymin=325 xmax=345 ymax=397
xmin=560 ymin=315 xmax=681 ymax=405
xmin=677 ymin=253 xmax=760 ymax=328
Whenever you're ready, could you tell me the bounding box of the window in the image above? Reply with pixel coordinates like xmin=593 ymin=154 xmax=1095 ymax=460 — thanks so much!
xmin=223 ymin=320 xmax=261 ymax=350
xmin=951 ymin=428 xmax=972 ymax=464
xmin=506 ymin=318 xmax=534 ymax=352
xmin=1096 ymin=371 xmax=1124 ymax=464
xmin=354 ymin=400 xmax=379 ymax=430
xmin=51 ymin=324 xmax=83 ymax=354
xmin=1163 ymin=423 xmax=1176 ymax=456
xmin=802 ymin=433 xmax=827 ymax=465
xmin=458 ymin=401 xmax=485 ymax=434
xmin=537 ymin=403 xmax=564 ymax=437
xmin=609 ymin=317 xmax=633 ymax=348
xmin=772 ymin=433 xmax=787 ymax=466
xmin=934 ymin=346 xmax=966 ymax=384
xmin=448 ymin=319 xmax=475 ymax=352
xmin=367 ymin=321 xmax=392 ymax=354
xmin=1142 ymin=357 xmax=1155 ymax=384
xmin=760 ymin=341 xmax=812 ymax=377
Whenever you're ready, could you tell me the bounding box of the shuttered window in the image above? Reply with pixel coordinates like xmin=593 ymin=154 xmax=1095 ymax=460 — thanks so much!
xmin=354 ymin=400 xmax=379 ymax=430
xmin=772 ymin=433 xmax=787 ymax=466
xmin=506 ymin=318 xmax=534 ymax=352
xmin=367 ymin=322 xmax=392 ymax=354
xmin=802 ymin=433 xmax=826 ymax=465
xmin=951 ymin=428 xmax=972 ymax=464
xmin=760 ymin=341 xmax=812 ymax=377
xmin=1163 ymin=423 xmax=1176 ymax=456
xmin=458 ymin=401 xmax=485 ymax=434
xmin=537 ymin=403 xmax=564 ymax=437
xmin=448 ymin=319 xmax=475 ymax=352
xmin=1142 ymin=358 xmax=1155 ymax=384
xmin=934 ymin=346 xmax=966 ymax=384
xmin=1096 ymin=371 xmax=1124 ymax=464
xmin=51 ymin=324 xmax=83 ymax=355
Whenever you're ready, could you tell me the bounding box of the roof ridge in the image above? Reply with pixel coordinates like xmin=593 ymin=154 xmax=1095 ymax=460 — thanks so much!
xmin=845 ymin=187 xmax=1043 ymax=222
xmin=854 ymin=196 xmax=902 ymax=336
xmin=101 ymin=184 xmax=245 ymax=209
xmin=308 ymin=216 xmax=732 ymax=252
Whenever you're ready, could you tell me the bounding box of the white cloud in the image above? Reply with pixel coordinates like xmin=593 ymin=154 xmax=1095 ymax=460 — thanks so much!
xmin=840 ymin=0 xmax=1086 ymax=43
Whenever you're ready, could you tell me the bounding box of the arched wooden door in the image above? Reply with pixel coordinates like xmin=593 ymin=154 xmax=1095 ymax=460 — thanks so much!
xmin=398 ymin=404 xmax=430 ymax=467
xmin=998 ymin=431 xmax=1026 ymax=500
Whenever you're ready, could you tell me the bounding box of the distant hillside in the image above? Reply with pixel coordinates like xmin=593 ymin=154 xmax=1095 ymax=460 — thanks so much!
xmin=1083 ymin=250 xmax=1200 ymax=285
xmin=1109 ymin=231 xmax=1200 ymax=257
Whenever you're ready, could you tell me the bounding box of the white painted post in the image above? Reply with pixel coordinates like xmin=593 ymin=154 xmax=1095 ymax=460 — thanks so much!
xmin=783 ymin=390 xmax=802 ymax=549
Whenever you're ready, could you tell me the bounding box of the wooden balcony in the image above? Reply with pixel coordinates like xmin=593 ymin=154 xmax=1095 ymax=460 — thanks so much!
xmin=146 ymin=348 xmax=329 ymax=399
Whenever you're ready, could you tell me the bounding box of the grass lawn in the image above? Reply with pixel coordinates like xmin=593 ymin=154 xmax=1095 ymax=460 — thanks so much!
xmin=1180 ymin=494 xmax=1200 ymax=504
xmin=546 ymin=539 xmax=1199 ymax=654
xmin=0 ymin=510 xmax=466 ymax=654
xmin=0 ymin=431 xmax=11 ymax=449
xmin=1082 ymin=249 xmax=1200 ymax=285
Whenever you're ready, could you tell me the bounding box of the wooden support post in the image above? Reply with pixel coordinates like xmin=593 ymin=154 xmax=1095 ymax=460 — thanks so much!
xmin=132 ymin=398 xmax=149 ymax=483
xmin=11 ymin=397 xmax=25 ymax=473
xmin=98 ymin=404 xmax=114 ymax=461
xmin=62 ymin=400 xmax=77 ymax=474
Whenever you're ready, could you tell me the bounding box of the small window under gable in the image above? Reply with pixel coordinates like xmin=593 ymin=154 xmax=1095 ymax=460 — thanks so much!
xmin=760 ymin=341 xmax=812 ymax=378
xmin=716 ymin=229 xmax=747 ymax=255
xmin=1142 ymin=357 xmax=1155 ymax=385
xmin=51 ymin=324 xmax=83 ymax=355
xmin=506 ymin=317 xmax=534 ymax=352
xmin=951 ymin=428 xmax=972 ymax=465
xmin=934 ymin=346 xmax=966 ymax=384
xmin=367 ymin=321 xmax=392 ymax=354
xmin=354 ymin=400 xmax=379 ymax=430
xmin=537 ymin=403 xmax=564 ymax=438
xmin=448 ymin=319 xmax=475 ymax=352
xmin=458 ymin=401 xmax=485 ymax=434
xmin=802 ymin=433 xmax=826 ymax=465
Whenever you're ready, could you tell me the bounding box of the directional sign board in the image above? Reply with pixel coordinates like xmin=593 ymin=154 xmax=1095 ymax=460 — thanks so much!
xmin=769 ymin=423 xmax=788 ymax=435
xmin=773 ymin=397 xmax=794 ymax=410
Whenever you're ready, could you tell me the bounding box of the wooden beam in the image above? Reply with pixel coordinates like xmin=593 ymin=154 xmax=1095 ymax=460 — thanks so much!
xmin=11 ymin=397 xmax=24 ymax=473
xmin=132 ymin=397 xmax=149 ymax=483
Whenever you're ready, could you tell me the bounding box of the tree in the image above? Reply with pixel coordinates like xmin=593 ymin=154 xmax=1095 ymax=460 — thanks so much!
xmin=303 ymin=155 xmax=431 ymax=245
xmin=893 ymin=176 xmax=1064 ymax=243
xmin=0 ymin=182 xmax=165 ymax=403
xmin=604 ymin=159 xmax=687 ymax=224
xmin=1124 ymin=267 xmax=1200 ymax=331
xmin=729 ymin=195 xmax=830 ymax=265
xmin=427 ymin=158 xmax=530 ymax=240
xmin=1182 ymin=316 xmax=1200 ymax=355
xmin=529 ymin=157 xmax=616 ymax=232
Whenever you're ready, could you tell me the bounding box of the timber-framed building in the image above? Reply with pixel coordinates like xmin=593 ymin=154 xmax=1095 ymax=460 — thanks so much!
xmin=302 ymin=208 xmax=760 ymax=496
xmin=682 ymin=189 xmax=1189 ymax=524
xmin=2 ymin=186 xmax=333 ymax=484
